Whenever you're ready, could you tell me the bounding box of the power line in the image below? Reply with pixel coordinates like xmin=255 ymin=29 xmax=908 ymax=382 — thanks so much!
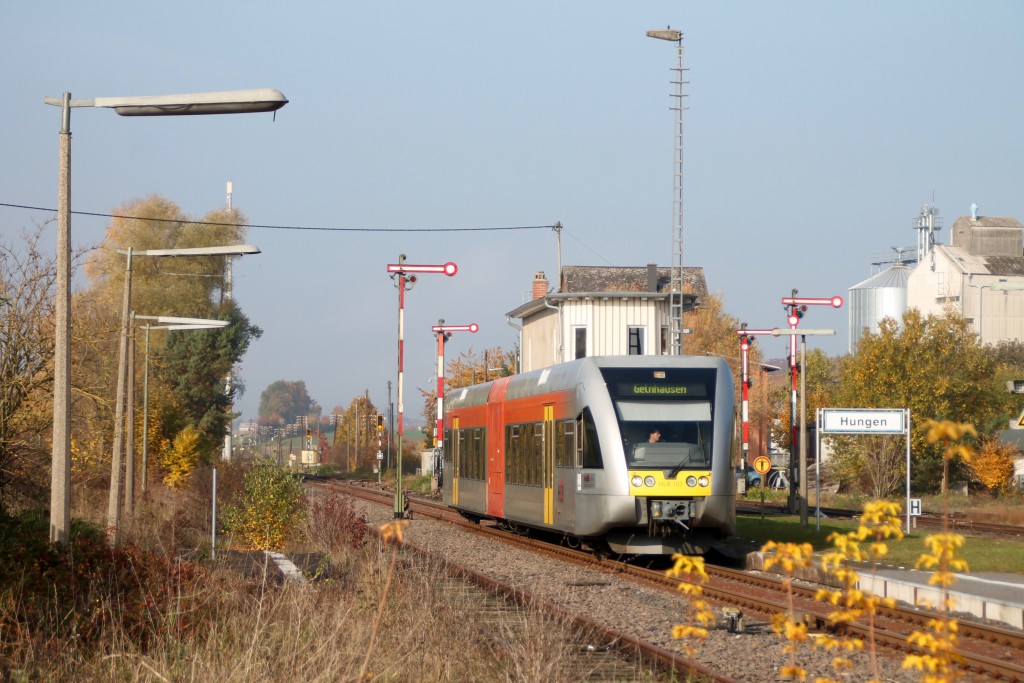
xmin=0 ymin=202 xmax=555 ymax=233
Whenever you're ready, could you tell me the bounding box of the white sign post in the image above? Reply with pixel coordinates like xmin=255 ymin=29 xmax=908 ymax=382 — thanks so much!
xmin=819 ymin=408 xmax=912 ymax=533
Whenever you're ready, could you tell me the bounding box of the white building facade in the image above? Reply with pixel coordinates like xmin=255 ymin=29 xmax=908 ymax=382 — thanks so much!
xmin=906 ymin=214 xmax=1024 ymax=346
xmin=507 ymin=265 xmax=705 ymax=373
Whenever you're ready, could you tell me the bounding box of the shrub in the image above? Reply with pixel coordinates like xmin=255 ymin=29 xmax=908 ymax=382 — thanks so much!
xmin=221 ymin=461 xmax=304 ymax=550
xmin=0 ymin=511 xmax=205 ymax=651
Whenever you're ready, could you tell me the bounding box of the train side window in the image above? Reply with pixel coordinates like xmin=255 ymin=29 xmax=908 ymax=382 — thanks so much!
xmin=561 ymin=419 xmax=576 ymax=468
xmin=576 ymin=408 xmax=603 ymax=469
xmin=521 ymin=422 xmax=533 ymax=485
xmin=533 ymin=422 xmax=544 ymax=486
xmin=458 ymin=432 xmax=468 ymax=481
xmin=443 ymin=428 xmax=452 ymax=463
xmin=508 ymin=424 xmax=520 ymax=483
xmin=555 ymin=420 xmax=565 ymax=468
xmin=468 ymin=428 xmax=477 ymax=481
xmin=504 ymin=425 xmax=513 ymax=480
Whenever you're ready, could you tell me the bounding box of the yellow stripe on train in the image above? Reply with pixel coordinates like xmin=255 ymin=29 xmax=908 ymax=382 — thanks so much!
xmin=628 ymin=470 xmax=712 ymax=496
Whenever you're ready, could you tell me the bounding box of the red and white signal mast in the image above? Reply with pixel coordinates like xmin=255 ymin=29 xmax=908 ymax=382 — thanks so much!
xmin=386 ymin=255 xmax=458 ymax=518
xmin=735 ymin=325 xmax=780 ymax=479
xmin=431 ymin=320 xmax=478 ymax=490
xmin=780 ymin=291 xmax=843 ymax=513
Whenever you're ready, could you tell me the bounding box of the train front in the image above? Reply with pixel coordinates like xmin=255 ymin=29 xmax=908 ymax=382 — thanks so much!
xmin=593 ymin=357 xmax=736 ymax=555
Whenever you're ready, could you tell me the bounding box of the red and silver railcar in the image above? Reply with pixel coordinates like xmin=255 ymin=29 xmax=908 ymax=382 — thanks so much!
xmin=442 ymin=355 xmax=735 ymax=555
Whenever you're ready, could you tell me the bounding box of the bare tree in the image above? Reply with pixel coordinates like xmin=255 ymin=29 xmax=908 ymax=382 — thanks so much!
xmin=859 ymin=434 xmax=907 ymax=499
xmin=0 ymin=225 xmax=59 ymax=512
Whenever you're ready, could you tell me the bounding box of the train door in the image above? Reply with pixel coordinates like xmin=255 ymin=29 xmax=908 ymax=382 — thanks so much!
xmin=451 ymin=417 xmax=460 ymax=506
xmin=486 ymin=378 xmax=510 ymax=518
xmin=543 ymin=404 xmax=554 ymax=525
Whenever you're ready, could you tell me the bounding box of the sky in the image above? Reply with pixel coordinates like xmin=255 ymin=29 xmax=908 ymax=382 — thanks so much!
xmin=3 ymin=2 xmax=1023 ymax=428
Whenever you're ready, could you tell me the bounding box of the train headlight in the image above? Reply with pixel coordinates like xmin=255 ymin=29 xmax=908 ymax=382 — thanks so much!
xmin=686 ymin=476 xmax=697 ymax=487
xmin=698 ymin=476 xmax=709 ymax=487
xmin=644 ymin=476 xmax=656 ymax=487
xmin=631 ymin=475 xmax=643 ymax=488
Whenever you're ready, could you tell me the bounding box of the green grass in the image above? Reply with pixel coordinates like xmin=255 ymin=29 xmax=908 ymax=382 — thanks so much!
xmin=735 ymin=512 xmax=1024 ymax=575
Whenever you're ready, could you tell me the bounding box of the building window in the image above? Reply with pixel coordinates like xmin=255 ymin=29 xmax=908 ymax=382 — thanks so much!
xmin=628 ymin=326 xmax=644 ymax=355
xmin=660 ymin=326 xmax=669 ymax=355
xmin=574 ymin=327 xmax=587 ymax=359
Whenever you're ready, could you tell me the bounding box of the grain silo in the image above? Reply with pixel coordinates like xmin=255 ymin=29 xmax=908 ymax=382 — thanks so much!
xmin=848 ymin=264 xmax=910 ymax=353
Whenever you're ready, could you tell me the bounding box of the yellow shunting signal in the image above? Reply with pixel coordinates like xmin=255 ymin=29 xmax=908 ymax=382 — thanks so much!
xmin=377 ymin=414 xmax=384 ymax=432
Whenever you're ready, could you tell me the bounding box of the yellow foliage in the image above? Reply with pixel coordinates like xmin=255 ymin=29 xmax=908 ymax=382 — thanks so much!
xmin=902 ymin=423 xmax=971 ymax=681
xmin=967 ymin=438 xmax=1017 ymax=493
xmin=666 ymin=553 xmax=714 ymax=656
xmin=161 ymin=425 xmax=200 ymax=489
xmin=379 ymin=519 xmax=410 ymax=546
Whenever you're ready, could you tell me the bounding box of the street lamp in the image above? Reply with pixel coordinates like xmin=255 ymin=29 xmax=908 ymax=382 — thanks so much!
xmin=45 ymin=88 xmax=285 ymax=546
xmin=646 ymin=27 xmax=686 ymax=355
xmin=107 ymin=245 xmax=259 ymax=545
xmin=136 ymin=316 xmax=229 ymax=495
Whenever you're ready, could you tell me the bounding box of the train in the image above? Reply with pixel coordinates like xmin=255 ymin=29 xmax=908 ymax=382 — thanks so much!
xmin=441 ymin=355 xmax=736 ymax=556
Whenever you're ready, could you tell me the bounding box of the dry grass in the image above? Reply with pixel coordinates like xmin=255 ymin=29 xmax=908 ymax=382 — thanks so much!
xmin=2 ymin=488 xmax=646 ymax=682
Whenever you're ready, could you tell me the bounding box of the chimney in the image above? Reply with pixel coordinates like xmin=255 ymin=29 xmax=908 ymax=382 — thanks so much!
xmin=647 ymin=263 xmax=658 ymax=293
xmin=533 ymin=272 xmax=548 ymax=300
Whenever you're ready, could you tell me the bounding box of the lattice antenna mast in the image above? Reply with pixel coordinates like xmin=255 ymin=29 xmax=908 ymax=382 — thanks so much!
xmin=647 ymin=27 xmax=688 ymax=355
xmin=913 ymin=201 xmax=942 ymax=268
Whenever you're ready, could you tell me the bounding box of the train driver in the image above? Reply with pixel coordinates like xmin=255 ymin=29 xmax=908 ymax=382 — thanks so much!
xmin=647 ymin=428 xmax=662 ymax=443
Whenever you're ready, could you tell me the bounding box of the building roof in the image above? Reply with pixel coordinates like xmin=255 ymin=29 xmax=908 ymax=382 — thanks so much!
xmin=931 ymin=244 xmax=1024 ymax=278
xmin=850 ymin=263 xmax=912 ymax=290
xmin=950 ymin=215 xmax=1024 ymax=231
xmin=505 ymin=265 xmax=707 ymax=320
xmin=560 ymin=265 xmax=707 ymax=296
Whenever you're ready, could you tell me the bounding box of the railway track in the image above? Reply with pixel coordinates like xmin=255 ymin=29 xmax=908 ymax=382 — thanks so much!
xmin=314 ymin=480 xmax=743 ymax=682
xmin=736 ymin=500 xmax=1024 ymax=538
xmin=326 ymin=480 xmax=1024 ymax=681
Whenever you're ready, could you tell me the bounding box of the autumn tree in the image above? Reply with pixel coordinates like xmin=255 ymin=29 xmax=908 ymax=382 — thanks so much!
xmin=330 ymin=393 xmax=380 ymax=472
xmin=83 ymin=196 xmax=250 ymax=320
xmin=968 ymin=438 xmax=1017 ymax=494
xmin=418 ymin=345 xmax=517 ymax=449
xmin=834 ymin=309 xmax=1002 ymax=494
xmin=258 ymin=380 xmax=317 ymax=425
xmin=76 ymin=195 xmax=260 ymax=484
xmin=685 ymin=292 xmax=773 ymax=463
xmin=162 ymin=424 xmax=200 ymax=488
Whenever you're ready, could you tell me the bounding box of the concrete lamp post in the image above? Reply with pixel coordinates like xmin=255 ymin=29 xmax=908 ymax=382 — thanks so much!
xmin=136 ymin=317 xmax=230 ymax=497
xmin=45 ymin=88 xmax=285 ymax=546
xmin=107 ymin=246 xmax=259 ymax=546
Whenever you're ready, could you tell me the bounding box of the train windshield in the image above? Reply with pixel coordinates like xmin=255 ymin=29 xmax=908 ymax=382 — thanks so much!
xmin=600 ymin=366 xmax=717 ymax=470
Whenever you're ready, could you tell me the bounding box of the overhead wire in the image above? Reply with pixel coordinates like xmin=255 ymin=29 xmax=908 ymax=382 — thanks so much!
xmin=0 ymin=202 xmax=554 ymax=233
xmin=2 ymin=201 xmax=619 ymax=265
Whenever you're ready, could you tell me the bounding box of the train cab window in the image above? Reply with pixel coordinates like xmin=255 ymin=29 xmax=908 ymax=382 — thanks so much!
xmin=616 ymin=400 xmax=713 ymax=469
xmin=575 ymin=408 xmax=603 ymax=469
